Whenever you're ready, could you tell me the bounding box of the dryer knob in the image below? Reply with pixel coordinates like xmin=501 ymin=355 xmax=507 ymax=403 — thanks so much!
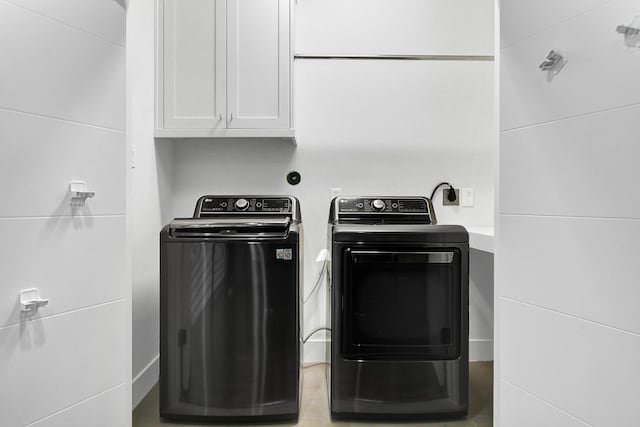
xmin=235 ymin=198 xmax=250 ymax=211
xmin=371 ymin=199 xmax=386 ymax=211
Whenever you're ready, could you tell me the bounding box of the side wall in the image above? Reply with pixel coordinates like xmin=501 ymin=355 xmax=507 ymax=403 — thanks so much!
xmin=497 ymin=0 xmax=640 ymax=425
xmin=127 ymin=0 xmax=175 ymax=408
xmin=0 ymin=1 xmax=129 ymax=425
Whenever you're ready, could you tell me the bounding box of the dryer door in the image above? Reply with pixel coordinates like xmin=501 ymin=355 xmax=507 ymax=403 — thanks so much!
xmin=341 ymin=249 xmax=461 ymax=360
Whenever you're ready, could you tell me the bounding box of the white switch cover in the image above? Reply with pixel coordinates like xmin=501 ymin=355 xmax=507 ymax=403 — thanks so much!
xmin=460 ymin=188 xmax=474 ymax=207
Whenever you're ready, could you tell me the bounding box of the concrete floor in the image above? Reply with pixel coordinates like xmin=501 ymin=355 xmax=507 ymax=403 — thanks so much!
xmin=133 ymin=362 xmax=493 ymax=427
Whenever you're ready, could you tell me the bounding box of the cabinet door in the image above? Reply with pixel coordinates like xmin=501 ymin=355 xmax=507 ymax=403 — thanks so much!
xmin=162 ymin=0 xmax=226 ymax=129
xmin=227 ymin=0 xmax=291 ymax=129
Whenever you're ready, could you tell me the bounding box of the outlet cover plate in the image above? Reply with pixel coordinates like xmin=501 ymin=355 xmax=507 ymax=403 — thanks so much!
xmin=460 ymin=187 xmax=474 ymax=207
xmin=443 ymin=189 xmax=460 ymax=206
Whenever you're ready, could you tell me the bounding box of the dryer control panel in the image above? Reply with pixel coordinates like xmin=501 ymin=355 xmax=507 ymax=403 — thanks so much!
xmin=332 ymin=196 xmax=434 ymax=224
xmin=338 ymin=198 xmax=428 ymax=214
xmin=193 ymin=195 xmax=300 ymax=221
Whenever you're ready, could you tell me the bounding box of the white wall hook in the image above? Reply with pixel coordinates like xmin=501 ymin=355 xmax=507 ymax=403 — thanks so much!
xmin=69 ymin=181 xmax=95 ymax=207
xmin=617 ymin=25 xmax=640 ymax=36
xmin=20 ymin=288 xmax=49 ymax=314
xmin=539 ymin=50 xmax=567 ymax=74
xmin=617 ymin=16 xmax=640 ymax=48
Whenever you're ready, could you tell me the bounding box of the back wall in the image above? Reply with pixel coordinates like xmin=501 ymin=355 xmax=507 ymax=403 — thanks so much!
xmin=170 ymin=39 xmax=496 ymax=363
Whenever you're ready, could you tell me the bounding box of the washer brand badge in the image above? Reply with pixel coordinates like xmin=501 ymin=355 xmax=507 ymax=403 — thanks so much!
xmin=276 ymin=248 xmax=293 ymax=260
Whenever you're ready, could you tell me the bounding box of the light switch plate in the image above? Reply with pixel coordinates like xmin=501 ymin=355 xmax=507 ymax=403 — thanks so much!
xmin=460 ymin=187 xmax=474 ymax=207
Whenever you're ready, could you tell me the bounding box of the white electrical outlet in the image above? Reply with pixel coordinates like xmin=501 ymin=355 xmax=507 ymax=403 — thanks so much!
xmin=330 ymin=187 xmax=343 ymax=199
xmin=460 ymin=188 xmax=474 ymax=207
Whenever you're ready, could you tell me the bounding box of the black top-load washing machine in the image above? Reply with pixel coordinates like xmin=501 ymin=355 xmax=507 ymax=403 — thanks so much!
xmin=160 ymin=196 xmax=302 ymax=422
xmin=327 ymin=196 xmax=469 ymax=421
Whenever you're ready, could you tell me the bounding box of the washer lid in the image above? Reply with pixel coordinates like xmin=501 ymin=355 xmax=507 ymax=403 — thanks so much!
xmin=168 ymin=217 xmax=292 ymax=239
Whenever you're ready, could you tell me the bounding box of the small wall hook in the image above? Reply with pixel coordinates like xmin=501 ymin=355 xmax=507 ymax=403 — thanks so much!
xmin=617 ymin=25 xmax=640 ymax=37
xmin=69 ymin=181 xmax=95 ymax=207
xmin=539 ymin=50 xmax=567 ymax=74
xmin=20 ymin=288 xmax=49 ymax=314
xmin=617 ymin=16 xmax=640 ymax=48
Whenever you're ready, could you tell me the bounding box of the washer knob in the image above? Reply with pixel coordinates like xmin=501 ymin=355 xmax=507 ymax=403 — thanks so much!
xmin=234 ymin=198 xmax=249 ymax=211
xmin=371 ymin=199 xmax=386 ymax=211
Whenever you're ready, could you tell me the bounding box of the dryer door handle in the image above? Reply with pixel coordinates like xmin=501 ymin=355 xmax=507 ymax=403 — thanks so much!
xmin=350 ymin=251 xmax=455 ymax=264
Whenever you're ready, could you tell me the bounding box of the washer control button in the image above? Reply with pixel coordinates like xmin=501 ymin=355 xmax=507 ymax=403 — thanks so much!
xmin=371 ymin=199 xmax=386 ymax=211
xmin=234 ymin=198 xmax=249 ymax=211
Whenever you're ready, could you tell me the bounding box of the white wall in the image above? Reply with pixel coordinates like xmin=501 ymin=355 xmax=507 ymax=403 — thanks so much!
xmin=469 ymin=249 xmax=494 ymax=360
xmin=496 ymin=0 xmax=640 ymax=425
xmin=130 ymin=0 xmax=496 ymax=402
xmin=127 ymin=0 xmax=175 ymax=408
xmin=0 ymin=0 xmax=129 ymax=426
xmin=170 ymin=58 xmax=497 ymax=361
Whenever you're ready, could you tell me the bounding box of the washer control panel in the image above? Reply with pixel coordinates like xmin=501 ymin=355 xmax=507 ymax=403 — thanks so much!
xmin=338 ymin=197 xmax=428 ymax=214
xmin=198 ymin=196 xmax=292 ymax=214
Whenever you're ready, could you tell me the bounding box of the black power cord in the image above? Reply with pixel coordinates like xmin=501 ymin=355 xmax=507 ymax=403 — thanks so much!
xmin=430 ymin=182 xmax=457 ymax=203
xmin=303 ymin=327 xmax=331 ymax=343
xmin=303 ymin=259 xmax=328 ymax=304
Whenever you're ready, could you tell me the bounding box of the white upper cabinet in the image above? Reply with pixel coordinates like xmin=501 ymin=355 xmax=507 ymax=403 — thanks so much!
xmin=157 ymin=0 xmax=292 ymax=137
xmin=161 ymin=0 xmax=226 ymax=129
xmin=227 ymin=0 xmax=290 ymax=129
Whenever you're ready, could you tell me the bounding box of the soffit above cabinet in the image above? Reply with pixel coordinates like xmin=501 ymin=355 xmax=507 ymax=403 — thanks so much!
xmin=295 ymin=0 xmax=495 ymax=57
